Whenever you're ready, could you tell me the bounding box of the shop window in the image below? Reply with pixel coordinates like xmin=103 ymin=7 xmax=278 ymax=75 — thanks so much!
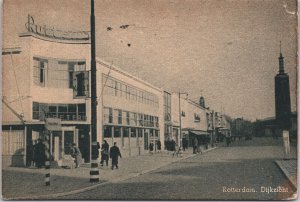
xmin=114 ymin=127 xmax=121 ymax=138
xmin=131 ymin=128 xmax=137 ymax=137
xmin=123 ymin=127 xmax=129 ymax=137
xmin=138 ymin=129 xmax=143 ymax=137
xmin=104 ymin=126 xmax=112 ymax=138
xmin=77 ymin=104 xmax=86 ymax=121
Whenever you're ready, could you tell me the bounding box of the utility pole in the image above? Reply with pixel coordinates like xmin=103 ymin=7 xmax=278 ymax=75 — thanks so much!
xmin=90 ymin=0 xmax=99 ymax=183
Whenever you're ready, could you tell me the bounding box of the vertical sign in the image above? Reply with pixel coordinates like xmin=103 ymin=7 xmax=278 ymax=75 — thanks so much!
xmin=282 ymin=130 xmax=290 ymax=159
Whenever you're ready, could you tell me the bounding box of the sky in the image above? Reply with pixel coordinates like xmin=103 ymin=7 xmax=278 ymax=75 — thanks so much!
xmin=2 ymin=0 xmax=298 ymax=121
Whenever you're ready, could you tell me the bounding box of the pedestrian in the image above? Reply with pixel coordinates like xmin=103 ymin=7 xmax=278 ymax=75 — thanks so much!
xmin=156 ymin=140 xmax=161 ymax=153
xmin=34 ymin=139 xmax=45 ymax=168
xmin=149 ymin=142 xmax=154 ymax=154
xmin=171 ymin=139 xmax=176 ymax=151
xmin=192 ymin=137 xmax=198 ymax=154
xmin=100 ymin=140 xmax=109 ymax=166
xmin=182 ymin=138 xmax=187 ymax=151
xmin=71 ymin=143 xmax=83 ymax=168
xmin=32 ymin=140 xmax=37 ymax=167
xmin=226 ymin=136 xmax=231 ymax=147
xmin=26 ymin=140 xmax=34 ymax=167
xmin=109 ymin=142 xmax=122 ymax=170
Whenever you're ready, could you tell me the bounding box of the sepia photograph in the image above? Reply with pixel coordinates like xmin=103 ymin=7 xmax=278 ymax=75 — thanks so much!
xmin=1 ymin=0 xmax=298 ymax=200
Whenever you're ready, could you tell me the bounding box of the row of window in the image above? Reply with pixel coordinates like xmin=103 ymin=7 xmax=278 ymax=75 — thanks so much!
xmin=103 ymin=107 xmax=159 ymax=128
xmin=32 ymin=102 xmax=86 ymax=121
xmin=103 ymin=75 xmax=159 ymax=108
xmin=33 ymin=57 xmax=89 ymax=97
xmin=104 ymin=126 xmax=159 ymax=149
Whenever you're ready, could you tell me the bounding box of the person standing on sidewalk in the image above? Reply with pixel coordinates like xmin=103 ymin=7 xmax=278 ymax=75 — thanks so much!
xmin=192 ymin=137 xmax=198 ymax=154
xmin=109 ymin=142 xmax=122 ymax=170
xmin=35 ymin=139 xmax=45 ymax=168
xmin=156 ymin=140 xmax=161 ymax=153
xmin=100 ymin=140 xmax=109 ymax=166
xmin=149 ymin=142 xmax=154 ymax=154
xmin=71 ymin=143 xmax=82 ymax=168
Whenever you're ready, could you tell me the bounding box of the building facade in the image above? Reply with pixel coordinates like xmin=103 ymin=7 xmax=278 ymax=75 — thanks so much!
xmin=2 ymin=16 xmax=165 ymax=167
xmin=2 ymin=15 xmax=232 ymax=167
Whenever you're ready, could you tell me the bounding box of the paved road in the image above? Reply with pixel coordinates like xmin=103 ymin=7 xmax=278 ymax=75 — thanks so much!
xmin=57 ymin=139 xmax=296 ymax=200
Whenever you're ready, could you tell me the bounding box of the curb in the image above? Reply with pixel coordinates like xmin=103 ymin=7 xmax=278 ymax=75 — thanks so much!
xmin=5 ymin=147 xmax=217 ymax=200
xmin=275 ymin=160 xmax=297 ymax=190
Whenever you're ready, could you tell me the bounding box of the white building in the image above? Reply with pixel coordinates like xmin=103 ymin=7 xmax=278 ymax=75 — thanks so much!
xmin=2 ymin=15 xmax=164 ymax=167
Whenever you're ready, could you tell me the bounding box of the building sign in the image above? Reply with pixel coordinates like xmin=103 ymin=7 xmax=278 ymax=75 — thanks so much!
xmin=282 ymin=130 xmax=290 ymax=159
xmin=45 ymin=118 xmax=62 ymax=131
xmin=25 ymin=14 xmax=90 ymax=41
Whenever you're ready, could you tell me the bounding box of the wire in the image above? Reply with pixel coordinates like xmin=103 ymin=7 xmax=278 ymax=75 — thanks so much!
xmin=9 ymin=53 xmax=24 ymax=117
xmin=98 ymin=61 xmax=113 ymax=102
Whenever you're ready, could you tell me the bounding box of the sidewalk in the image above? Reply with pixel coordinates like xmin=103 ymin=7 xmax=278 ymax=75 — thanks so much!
xmin=275 ymin=159 xmax=297 ymax=190
xmin=2 ymin=147 xmax=216 ymax=200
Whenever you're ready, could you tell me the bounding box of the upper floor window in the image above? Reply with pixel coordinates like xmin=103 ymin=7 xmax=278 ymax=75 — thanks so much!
xmin=103 ymin=75 xmax=159 ymax=108
xmin=33 ymin=57 xmax=48 ymax=86
xmin=33 ymin=57 xmax=88 ymax=97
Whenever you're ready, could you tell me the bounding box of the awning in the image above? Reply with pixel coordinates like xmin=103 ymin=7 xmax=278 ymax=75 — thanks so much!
xmin=189 ymin=130 xmax=209 ymax=136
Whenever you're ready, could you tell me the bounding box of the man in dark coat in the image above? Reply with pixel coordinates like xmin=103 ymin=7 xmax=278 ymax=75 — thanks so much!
xmin=192 ymin=137 xmax=198 ymax=154
xmin=35 ymin=139 xmax=45 ymax=168
xmin=109 ymin=142 xmax=122 ymax=170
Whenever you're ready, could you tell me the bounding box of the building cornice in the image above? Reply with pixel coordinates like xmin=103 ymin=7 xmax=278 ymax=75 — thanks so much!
xmin=97 ymin=58 xmax=163 ymax=93
xmin=19 ymin=32 xmax=91 ymax=45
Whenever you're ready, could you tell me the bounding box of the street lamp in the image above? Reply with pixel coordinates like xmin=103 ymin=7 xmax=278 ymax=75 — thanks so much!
xmin=178 ymin=92 xmax=188 ymax=148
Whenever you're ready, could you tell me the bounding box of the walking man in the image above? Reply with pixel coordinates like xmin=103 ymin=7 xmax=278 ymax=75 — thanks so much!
xmin=109 ymin=142 xmax=122 ymax=170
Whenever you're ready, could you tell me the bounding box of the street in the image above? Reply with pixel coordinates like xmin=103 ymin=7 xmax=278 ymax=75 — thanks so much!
xmin=57 ymin=138 xmax=296 ymax=200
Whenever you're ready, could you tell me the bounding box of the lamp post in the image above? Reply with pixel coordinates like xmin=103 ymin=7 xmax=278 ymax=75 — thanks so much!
xmin=178 ymin=92 xmax=188 ymax=148
xmin=90 ymin=0 xmax=99 ymax=183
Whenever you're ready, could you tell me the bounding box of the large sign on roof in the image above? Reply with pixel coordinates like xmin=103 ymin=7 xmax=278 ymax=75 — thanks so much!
xmin=25 ymin=14 xmax=90 ymax=41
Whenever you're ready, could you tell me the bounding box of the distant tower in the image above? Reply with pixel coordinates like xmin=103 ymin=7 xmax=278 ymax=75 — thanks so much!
xmin=199 ymin=96 xmax=205 ymax=108
xmin=275 ymin=42 xmax=291 ymax=130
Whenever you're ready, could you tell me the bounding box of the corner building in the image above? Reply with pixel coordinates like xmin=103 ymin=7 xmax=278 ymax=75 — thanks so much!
xmin=2 ymin=29 xmax=92 ymax=167
xmin=2 ymin=20 xmax=164 ymax=167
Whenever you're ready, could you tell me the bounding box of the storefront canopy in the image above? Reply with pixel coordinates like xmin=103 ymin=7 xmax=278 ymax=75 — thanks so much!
xmin=189 ymin=130 xmax=209 ymax=136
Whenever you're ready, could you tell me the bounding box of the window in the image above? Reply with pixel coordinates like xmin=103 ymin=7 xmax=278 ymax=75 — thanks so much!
xmin=164 ymin=92 xmax=171 ymax=121
xmin=130 ymin=112 xmax=137 ymax=126
xmin=126 ymin=112 xmax=130 ymax=125
xmin=114 ymin=127 xmax=121 ymax=138
xmin=77 ymin=104 xmax=86 ymax=121
xmin=131 ymin=128 xmax=137 ymax=137
xmin=109 ymin=108 xmax=113 ymax=123
xmin=32 ymin=102 xmax=86 ymax=121
xmin=33 ymin=102 xmax=39 ymax=119
xmin=33 ymin=57 xmax=48 ymax=86
xmin=118 ymin=110 xmax=122 ymax=124
xmin=104 ymin=126 xmax=112 ymax=138
xmin=138 ymin=129 xmax=143 ymax=137
xmin=123 ymin=127 xmax=129 ymax=137
xmin=194 ymin=113 xmax=200 ymax=122
xmin=138 ymin=113 xmax=144 ymax=126
xmin=33 ymin=57 xmax=86 ymax=89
